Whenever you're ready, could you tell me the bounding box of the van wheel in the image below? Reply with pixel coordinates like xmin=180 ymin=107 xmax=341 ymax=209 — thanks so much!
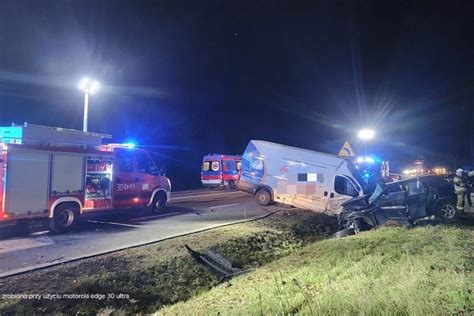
xmin=256 ymin=189 xmax=272 ymax=206
xmin=151 ymin=192 xmax=167 ymax=214
xmin=49 ymin=203 xmax=79 ymax=234
xmin=227 ymin=180 xmax=235 ymax=189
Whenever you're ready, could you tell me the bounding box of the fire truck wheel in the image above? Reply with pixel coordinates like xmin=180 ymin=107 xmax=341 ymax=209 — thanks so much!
xmin=227 ymin=180 xmax=236 ymax=189
xmin=256 ymin=189 xmax=272 ymax=206
xmin=49 ymin=203 xmax=79 ymax=233
xmin=151 ymin=192 xmax=167 ymax=214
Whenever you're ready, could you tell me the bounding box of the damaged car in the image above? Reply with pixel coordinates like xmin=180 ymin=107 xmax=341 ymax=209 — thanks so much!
xmin=334 ymin=175 xmax=457 ymax=237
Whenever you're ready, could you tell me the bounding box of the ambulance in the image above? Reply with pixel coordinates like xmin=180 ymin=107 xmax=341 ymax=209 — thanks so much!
xmin=0 ymin=124 xmax=171 ymax=233
xmin=200 ymin=154 xmax=241 ymax=188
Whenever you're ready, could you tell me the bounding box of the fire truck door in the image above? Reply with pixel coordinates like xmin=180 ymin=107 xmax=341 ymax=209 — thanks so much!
xmin=135 ymin=151 xmax=155 ymax=204
xmin=113 ymin=149 xmax=137 ymax=207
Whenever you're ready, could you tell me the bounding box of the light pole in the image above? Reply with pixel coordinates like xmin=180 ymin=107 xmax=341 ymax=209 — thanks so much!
xmin=358 ymin=128 xmax=375 ymax=155
xmin=78 ymin=77 xmax=100 ymax=132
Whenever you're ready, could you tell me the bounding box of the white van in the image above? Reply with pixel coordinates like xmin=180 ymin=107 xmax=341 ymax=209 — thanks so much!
xmin=237 ymin=140 xmax=369 ymax=215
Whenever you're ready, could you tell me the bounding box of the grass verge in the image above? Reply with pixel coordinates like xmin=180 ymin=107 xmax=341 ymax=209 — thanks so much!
xmin=0 ymin=209 xmax=337 ymax=315
xmin=158 ymin=224 xmax=473 ymax=315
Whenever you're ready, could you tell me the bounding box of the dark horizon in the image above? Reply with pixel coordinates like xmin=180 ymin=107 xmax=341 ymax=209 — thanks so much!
xmin=1 ymin=0 xmax=474 ymax=189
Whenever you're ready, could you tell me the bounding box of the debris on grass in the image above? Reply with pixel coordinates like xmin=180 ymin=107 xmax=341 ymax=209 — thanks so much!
xmin=185 ymin=244 xmax=251 ymax=282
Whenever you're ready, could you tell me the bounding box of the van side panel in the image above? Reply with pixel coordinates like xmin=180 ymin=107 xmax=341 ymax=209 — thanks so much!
xmin=239 ymin=140 xmax=366 ymax=214
xmin=239 ymin=140 xmax=334 ymax=209
xmin=274 ymin=160 xmax=333 ymax=211
xmin=5 ymin=149 xmax=50 ymax=215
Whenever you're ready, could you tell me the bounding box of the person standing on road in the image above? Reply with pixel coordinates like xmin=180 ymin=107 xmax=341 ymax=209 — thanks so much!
xmin=454 ymin=168 xmax=474 ymax=212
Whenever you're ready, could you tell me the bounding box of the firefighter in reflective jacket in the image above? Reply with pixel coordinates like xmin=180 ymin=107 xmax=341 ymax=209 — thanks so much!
xmin=454 ymin=168 xmax=474 ymax=211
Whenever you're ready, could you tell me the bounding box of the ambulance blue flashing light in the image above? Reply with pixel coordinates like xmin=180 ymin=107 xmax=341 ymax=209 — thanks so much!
xmin=355 ymin=156 xmax=380 ymax=164
xmin=365 ymin=157 xmax=375 ymax=164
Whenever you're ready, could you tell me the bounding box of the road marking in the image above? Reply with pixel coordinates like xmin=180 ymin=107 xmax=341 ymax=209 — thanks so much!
xmin=169 ymin=191 xmax=244 ymax=202
xmin=170 ymin=188 xmax=229 ymax=196
xmin=86 ymin=220 xmax=142 ymax=228
xmin=130 ymin=212 xmax=182 ymax=222
xmin=208 ymin=203 xmax=239 ymax=209
xmin=30 ymin=231 xmax=50 ymax=236
xmin=0 ymin=236 xmax=55 ymax=254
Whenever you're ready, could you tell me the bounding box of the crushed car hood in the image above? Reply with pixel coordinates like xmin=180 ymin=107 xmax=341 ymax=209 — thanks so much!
xmin=341 ymin=194 xmax=371 ymax=210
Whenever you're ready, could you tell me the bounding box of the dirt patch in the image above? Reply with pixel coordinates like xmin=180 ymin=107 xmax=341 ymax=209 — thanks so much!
xmin=0 ymin=209 xmax=337 ymax=314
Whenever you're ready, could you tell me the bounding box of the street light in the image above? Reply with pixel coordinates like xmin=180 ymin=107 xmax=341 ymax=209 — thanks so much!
xmin=78 ymin=77 xmax=100 ymax=132
xmin=358 ymin=128 xmax=375 ymax=155
xmin=357 ymin=128 xmax=375 ymax=140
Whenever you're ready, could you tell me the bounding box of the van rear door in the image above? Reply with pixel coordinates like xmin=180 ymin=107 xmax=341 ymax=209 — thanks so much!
xmin=201 ymin=158 xmax=222 ymax=186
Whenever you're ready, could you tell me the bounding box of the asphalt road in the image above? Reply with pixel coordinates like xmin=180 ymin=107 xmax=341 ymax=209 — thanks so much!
xmin=0 ymin=188 xmax=283 ymax=278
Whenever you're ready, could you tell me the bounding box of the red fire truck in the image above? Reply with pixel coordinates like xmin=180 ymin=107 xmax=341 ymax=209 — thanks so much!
xmin=0 ymin=124 xmax=171 ymax=233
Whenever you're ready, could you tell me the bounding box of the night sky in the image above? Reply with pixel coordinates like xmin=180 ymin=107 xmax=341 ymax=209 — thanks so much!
xmin=1 ymin=0 xmax=473 ymax=189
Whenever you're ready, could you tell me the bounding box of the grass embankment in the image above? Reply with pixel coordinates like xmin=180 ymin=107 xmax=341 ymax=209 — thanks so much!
xmin=159 ymin=224 xmax=473 ymax=315
xmin=0 ymin=210 xmax=336 ymax=315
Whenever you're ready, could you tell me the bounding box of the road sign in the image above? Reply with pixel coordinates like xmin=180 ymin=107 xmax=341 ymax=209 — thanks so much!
xmin=338 ymin=141 xmax=356 ymax=157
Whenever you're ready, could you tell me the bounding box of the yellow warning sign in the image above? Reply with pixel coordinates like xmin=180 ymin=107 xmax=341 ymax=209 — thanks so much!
xmin=338 ymin=141 xmax=356 ymax=157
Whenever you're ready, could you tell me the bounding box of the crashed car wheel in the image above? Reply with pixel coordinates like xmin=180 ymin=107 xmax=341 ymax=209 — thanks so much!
xmin=348 ymin=219 xmax=363 ymax=234
xmin=333 ymin=228 xmax=355 ymax=238
xmin=436 ymin=202 xmax=456 ymax=220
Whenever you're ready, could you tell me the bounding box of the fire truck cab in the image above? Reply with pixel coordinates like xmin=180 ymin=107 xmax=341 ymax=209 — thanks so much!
xmin=0 ymin=124 xmax=171 ymax=233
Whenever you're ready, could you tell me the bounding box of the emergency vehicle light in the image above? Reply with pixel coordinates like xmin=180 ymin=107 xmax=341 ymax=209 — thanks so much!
xmin=0 ymin=126 xmax=23 ymax=145
xmin=101 ymin=143 xmax=137 ymax=151
xmin=365 ymin=157 xmax=375 ymax=164
xmin=356 ymin=156 xmax=377 ymax=164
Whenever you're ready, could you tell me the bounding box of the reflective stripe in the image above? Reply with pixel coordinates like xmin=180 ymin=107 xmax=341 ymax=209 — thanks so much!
xmin=201 ymin=179 xmax=222 ymax=185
